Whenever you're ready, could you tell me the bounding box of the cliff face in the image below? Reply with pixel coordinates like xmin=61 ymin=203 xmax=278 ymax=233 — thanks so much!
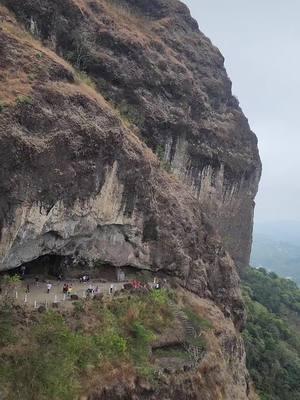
xmin=0 ymin=1 xmax=260 ymax=398
xmin=1 ymin=0 xmax=261 ymax=270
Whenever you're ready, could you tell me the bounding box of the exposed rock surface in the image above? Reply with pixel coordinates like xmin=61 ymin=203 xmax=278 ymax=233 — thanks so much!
xmin=0 ymin=1 xmax=260 ymax=398
xmin=1 ymin=0 xmax=261 ymax=269
xmin=84 ymin=291 xmax=258 ymax=400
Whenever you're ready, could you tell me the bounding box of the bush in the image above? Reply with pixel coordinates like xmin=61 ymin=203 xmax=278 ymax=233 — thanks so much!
xmin=0 ymin=102 xmax=5 ymax=112
xmin=94 ymin=331 xmax=127 ymax=359
xmin=117 ymin=100 xmax=145 ymax=127
xmin=16 ymin=95 xmax=33 ymax=106
xmin=75 ymin=70 xmax=95 ymax=89
xmin=0 ymin=274 xmax=22 ymax=302
xmin=156 ymin=144 xmax=172 ymax=173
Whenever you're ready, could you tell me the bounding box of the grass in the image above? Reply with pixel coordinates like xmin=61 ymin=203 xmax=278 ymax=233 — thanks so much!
xmin=0 ymin=303 xmax=16 ymax=346
xmin=0 ymin=289 xmax=210 ymax=399
xmin=0 ymin=289 xmax=175 ymax=399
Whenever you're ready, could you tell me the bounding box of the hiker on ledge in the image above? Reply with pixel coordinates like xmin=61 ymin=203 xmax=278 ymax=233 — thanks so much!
xmin=47 ymin=283 xmax=52 ymax=294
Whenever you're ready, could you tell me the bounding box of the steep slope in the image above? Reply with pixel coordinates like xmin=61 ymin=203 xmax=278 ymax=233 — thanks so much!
xmin=0 ymin=1 xmax=260 ymax=398
xmin=0 ymin=2 xmax=244 ymax=325
xmin=1 ymin=0 xmax=261 ymax=269
xmin=0 ymin=287 xmax=257 ymax=400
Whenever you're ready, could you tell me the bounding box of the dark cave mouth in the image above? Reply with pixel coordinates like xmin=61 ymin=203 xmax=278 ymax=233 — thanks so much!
xmin=3 ymin=254 xmax=165 ymax=283
xmin=18 ymin=254 xmax=72 ymax=278
xmin=13 ymin=255 xmax=146 ymax=282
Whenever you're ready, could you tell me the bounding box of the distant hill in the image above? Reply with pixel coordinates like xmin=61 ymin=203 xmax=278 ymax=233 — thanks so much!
xmin=251 ymin=221 xmax=300 ymax=285
xmin=254 ymin=221 xmax=300 ymax=245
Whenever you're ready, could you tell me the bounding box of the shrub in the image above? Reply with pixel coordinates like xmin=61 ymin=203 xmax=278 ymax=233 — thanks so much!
xmin=149 ymin=288 xmax=169 ymax=305
xmin=16 ymin=95 xmax=33 ymax=106
xmin=35 ymin=52 xmax=43 ymax=59
xmin=0 ymin=274 xmax=22 ymax=302
xmin=0 ymin=102 xmax=5 ymax=112
xmin=75 ymin=70 xmax=95 ymax=89
xmin=117 ymin=100 xmax=145 ymax=127
xmin=156 ymin=144 xmax=172 ymax=173
xmin=94 ymin=331 xmax=127 ymax=359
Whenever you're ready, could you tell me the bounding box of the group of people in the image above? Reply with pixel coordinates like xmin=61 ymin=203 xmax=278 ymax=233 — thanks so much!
xmin=79 ymin=275 xmax=90 ymax=283
xmin=62 ymin=283 xmax=73 ymax=296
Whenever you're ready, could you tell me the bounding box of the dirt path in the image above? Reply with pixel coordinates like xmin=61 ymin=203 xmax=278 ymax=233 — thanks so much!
xmin=3 ymin=278 xmax=126 ymax=309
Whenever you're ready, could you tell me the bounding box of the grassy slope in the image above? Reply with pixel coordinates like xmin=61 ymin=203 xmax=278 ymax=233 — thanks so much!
xmin=0 ymin=289 xmax=209 ymax=400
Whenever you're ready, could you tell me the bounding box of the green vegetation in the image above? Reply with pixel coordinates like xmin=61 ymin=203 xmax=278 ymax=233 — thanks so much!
xmin=183 ymin=307 xmax=212 ymax=331
xmin=242 ymin=267 xmax=300 ymax=314
xmin=0 ymin=101 xmax=9 ymax=112
xmin=16 ymin=95 xmax=33 ymax=106
xmin=242 ymin=267 xmax=300 ymax=400
xmin=156 ymin=144 xmax=172 ymax=173
xmin=35 ymin=52 xmax=44 ymax=60
xmin=0 ymin=303 xmax=16 ymax=346
xmin=75 ymin=70 xmax=96 ymax=89
xmin=0 ymin=274 xmax=21 ymax=302
xmin=0 ymin=289 xmax=176 ymax=399
xmin=0 ymin=287 xmax=211 ymax=399
xmin=117 ymin=99 xmax=145 ymax=127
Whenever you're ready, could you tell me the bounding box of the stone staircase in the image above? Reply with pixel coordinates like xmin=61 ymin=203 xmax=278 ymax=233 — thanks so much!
xmin=169 ymin=303 xmax=204 ymax=365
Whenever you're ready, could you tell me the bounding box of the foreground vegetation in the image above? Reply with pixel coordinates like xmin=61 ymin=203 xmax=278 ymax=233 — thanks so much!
xmin=0 ymin=288 xmax=208 ymax=400
xmin=242 ymin=267 xmax=300 ymax=400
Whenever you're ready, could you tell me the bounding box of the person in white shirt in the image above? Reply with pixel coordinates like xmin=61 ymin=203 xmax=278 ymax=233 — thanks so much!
xmin=47 ymin=283 xmax=52 ymax=294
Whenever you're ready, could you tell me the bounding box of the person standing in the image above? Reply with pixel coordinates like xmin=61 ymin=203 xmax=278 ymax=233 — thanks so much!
xmin=109 ymin=284 xmax=114 ymax=295
xmin=67 ymin=284 xmax=73 ymax=297
xmin=47 ymin=283 xmax=52 ymax=294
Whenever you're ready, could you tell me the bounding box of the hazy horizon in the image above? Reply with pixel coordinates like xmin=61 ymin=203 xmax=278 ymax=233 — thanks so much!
xmin=184 ymin=0 xmax=300 ymax=224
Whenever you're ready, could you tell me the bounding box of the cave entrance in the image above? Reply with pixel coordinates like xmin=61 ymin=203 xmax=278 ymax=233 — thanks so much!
xmin=19 ymin=254 xmax=71 ymax=279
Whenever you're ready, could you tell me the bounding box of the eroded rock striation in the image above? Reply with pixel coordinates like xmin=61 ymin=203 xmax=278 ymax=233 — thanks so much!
xmin=1 ymin=0 xmax=261 ymax=270
xmin=0 ymin=1 xmax=260 ymax=398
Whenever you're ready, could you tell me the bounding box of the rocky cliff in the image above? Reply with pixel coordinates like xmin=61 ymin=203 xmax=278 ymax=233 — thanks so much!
xmin=0 ymin=0 xmax=261 ymax=398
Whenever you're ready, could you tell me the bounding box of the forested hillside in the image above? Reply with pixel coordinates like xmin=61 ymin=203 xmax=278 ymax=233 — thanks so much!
xmin=242 ymin=267 xmax=300 ymax=400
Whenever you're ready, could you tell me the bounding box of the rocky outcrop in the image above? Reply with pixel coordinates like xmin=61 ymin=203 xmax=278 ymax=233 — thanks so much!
xmin=0 ymin=1 xmax=260 ymax=397
xmin=1 ymin=0 xmax=261 ymax=269
xmin=85 ymin=291 xmax=258 ymax=400
xmin=0 ymin=4 xmax=244 ymax=326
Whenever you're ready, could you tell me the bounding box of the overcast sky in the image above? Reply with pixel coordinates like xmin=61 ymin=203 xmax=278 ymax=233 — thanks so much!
xmin=184 ymin=0 xmax=300 ymax=224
